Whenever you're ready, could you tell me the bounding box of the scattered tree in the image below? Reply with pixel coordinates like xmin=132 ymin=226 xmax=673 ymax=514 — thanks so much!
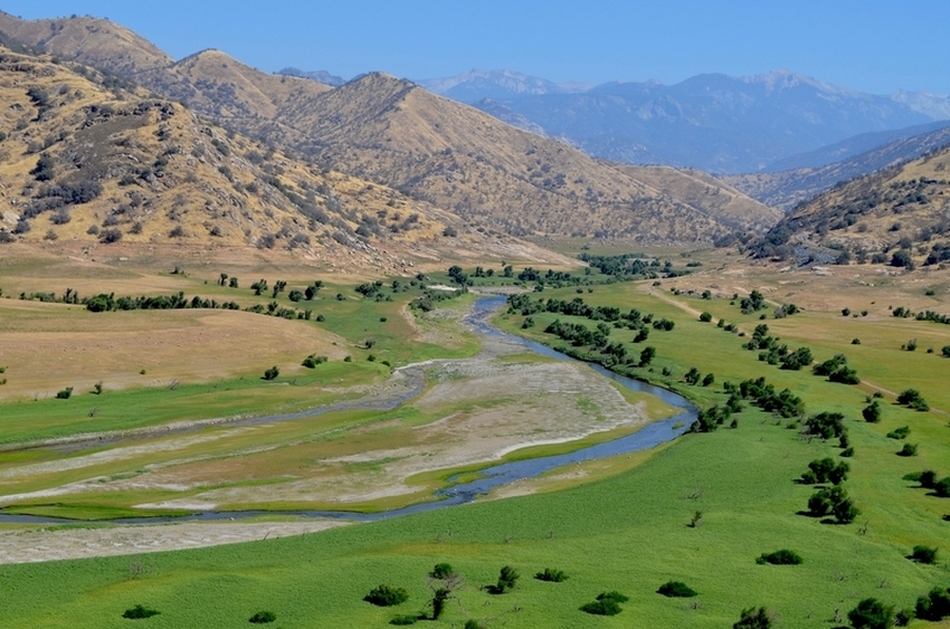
xmin=909 ymin=545 xmax=938 ymax=564
xmin=756 ymin=550 xmax=803 ymax=565
xmin=364 ymin=585 xmax=409 ymax=607
xmin=535 ymin=568 xmax=568 ymax=582
xmin=262 ymin=366 xmax=279 ymax=381
xmin=122 ymin=604 xmax=160 ymax=619
xmin=248 ymin=610 xmax=277 ymax=624
xmin=657 ymin=581 xmax=698 ymax=597
xmin=733 ymin=607 xmax=773 ymax=629
xmin=847 ymin=598 xmax=894 ymax=629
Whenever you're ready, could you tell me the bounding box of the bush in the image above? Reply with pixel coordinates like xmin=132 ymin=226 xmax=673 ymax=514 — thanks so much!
xmin=262 ymin=366 xmax=279 ymax=381
xmin=535 ymin=568 xmax=568 ymax=582
xmin=429 ymin=563 xmax=454 ymax=580
xmin=848 ymin=598 xmax=894 ymax=629
xmin=493 ymin=565 xmax=519 ymax=593
xmin=100 ymin=228 xmax=123 ymax=244
xmin=887 ymin=426 xmax=910 ymax=440
xmin=699 ymin=311 xmax=712 ymax=322
xmin=733 ymin=607 xmax=773 ymax=628
xmin=389 ymin=615 xmax=418 ymax=626
xmin=122 ymin=604 xmax=160 ymax=619
xmin=580 ymin=591 xmax=628 ymax=616
xmin=915 ymin=587 xmax=950 ymax=621
xmin=248 ymin=610 xmax=276 ymax=623
xmin=56 ymin=386 xmax=73 ymax=399
xmin=364 ymin=584 xmax=409 ymax=607
xmin=862 ymin=401 xmax=881 ymax=423
xmin=657 ymin=580 xmax=698 ymax=597
xmin=909 ymin=545 xmax=938 ymax=564
xmin=302 ymin=354 xmax=328 ymax=368
xmin=897 ymin=389 xmax=929 ymax=411
xmin=897 ymin=443 xmax=918 ymax=457
xmin=756 ymin=550 xmax=802 ymax=565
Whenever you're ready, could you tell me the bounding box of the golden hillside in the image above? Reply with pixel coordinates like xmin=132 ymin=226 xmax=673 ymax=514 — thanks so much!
xmin=607 ymin=163 xmax=782 ymax=233
xmin=756 ymin=145 xmax=950 ymax=266
xmin=0 ymin=12 xmax=782 ymax=244
xmin=0 ymin=11 xmax=172 ymax=76
xmin=0 ymin=47 xmax=552 ymax=269
xmin=280 ymin=73 xmax=746 ymax=242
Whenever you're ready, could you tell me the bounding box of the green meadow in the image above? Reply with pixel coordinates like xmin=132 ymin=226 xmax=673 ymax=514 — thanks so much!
xmin=1 ymin=269 xmax=949 ymax=627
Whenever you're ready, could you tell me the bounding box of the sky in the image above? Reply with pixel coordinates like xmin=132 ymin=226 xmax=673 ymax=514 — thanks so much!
xmin=3 ymin=1 xmax=949 ymax=95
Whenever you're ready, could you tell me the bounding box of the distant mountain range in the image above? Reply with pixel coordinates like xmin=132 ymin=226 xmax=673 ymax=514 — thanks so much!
xmin=724 ymin=123 xmax=950 ymax=211
xmin=417 ymin=69 xmax=949 ymax=174
xmin=277 ymin=67 xmax=346 ymax=87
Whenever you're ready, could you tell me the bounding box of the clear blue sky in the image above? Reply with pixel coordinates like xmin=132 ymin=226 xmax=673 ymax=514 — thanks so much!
xmin=3 ymin=0 xmax=949 ymax=95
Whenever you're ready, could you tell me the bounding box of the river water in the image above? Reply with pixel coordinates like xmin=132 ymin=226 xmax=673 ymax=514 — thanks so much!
xmin=0 ymin=296 xmax=696 ymax=525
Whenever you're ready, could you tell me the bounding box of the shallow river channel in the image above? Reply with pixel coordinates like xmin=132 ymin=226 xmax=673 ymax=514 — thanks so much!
xmin=0 ymin=296 xmax=696 ymax=525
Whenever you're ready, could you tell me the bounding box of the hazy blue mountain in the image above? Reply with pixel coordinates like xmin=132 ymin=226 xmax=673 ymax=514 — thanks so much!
xmin=890 ymin=90 xmax=950 ymax=120
xmin=467 ymin=70 xmax=939 ymax=173
xmin=764 ymin=119 xmax=950 ymax=172
xmin=278 ymin=67 xmax=346 ymax=86
xmin=418 ymin=69 xmax=591 ymax=102
xmin=724 ymin=123 xmax=950 ymax=210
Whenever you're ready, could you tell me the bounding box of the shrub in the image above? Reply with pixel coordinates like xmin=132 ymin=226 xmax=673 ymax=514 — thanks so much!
xmin=56 ymin=386 xmax=73 ymax=399
xmin=897 ymin=443 xmax=918 ymax=457
xmin=733 ymin=607 xmax=773 ymax=628
xmin=122 ymin=604 xmax=160 ymax=619
xmin=915 ymin=587 xmax=950 ymax=621
xmin=248 ymin=610 xmax=276 ymax=623
xmin=364 ymin=585 xmax=409 ymax=607
xmin=862 ymin=401 xmax=881 ymax=423
xmin=262 ymin=366 xmax=279 ymax=381
xmin=302 ymin=354 xmax=328 ymax=368
xmin=943 ymin=345 xmax=950 ymax=358
xmin=429 ymin=563 xmax=454 ymax=580
xmin=657 ymin=580 xmax=697 ymax=597
xmin=389 ymin=615 xmax=418 ymax=625
xmin=848 ymin=597 xmax=894 ymax=629
xmin=909 ymin=545 xmax=938 ymax=564
xmin=494 ymin=565 xmax=519 ymax=593
xmin=887 ymin=426 xmax=910 ymax=440
xmin=100 ymin=228 xmax=123 ymax=244
xmin=756 ymin=550 xmax=802 ymax=565
xmin=897 ymin=389 xmax=929 ymax=411
xmin=852 ymin=338 xmax=861 ymax=345
xmin=699 ymin=311 xmax=712 ymax=322
xmin=580 ymin=591 xmax=628 ymax=616
xmin=535 ymin=568 xmax=568 ymax=582
xmin=935 ymin=477 xmax=950 ymax=498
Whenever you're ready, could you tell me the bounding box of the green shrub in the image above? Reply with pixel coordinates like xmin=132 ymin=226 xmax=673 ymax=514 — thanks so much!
xmin=862 ymin=401 xmax=881 ymax=423
xmin=699 ymin=311 xmax=712 ymax=322
xmin=733 ymin=606 xmax=773 ymax=628
xmin=909 ymin=545 xmax=938 ymax=564
xmin=492 ymin=565 xmax=519 ymax=593
xmin=848 ymin=598 xmax=894 ymax=629
xmin=122 ymin=604 xmax=160 ymax=619
xmin=897 ymin=443 xmax=918 ymax=457
xmin=935 ymin=477 xmax=950 ymax=498
xmin=897 ymin=389 xmax=929 ymax=411
xmin=887 ymin=426 xmax=910 ymax=439
xmin=429 ymin=563 xmax=454 ymax=580
xmin=248 ymin=610 xmax=276 ymax=624
xmin=657 ymin=580 xmax=698 ymax=597
xmin=55 ymin=386 xmax=73 ymax=399
xmin=915 ymin=587 xmax=950 ymax=621
xmin=756 ymin=550 xmax=802 ymax=565
xmin=535 ymin=568 xmax=568 ymax=582
xmin=302 ymin=354 xmax=328 ymax=368
xmin=364 ymin=584 xmax=409 ymax=607
xmin=389 ymin=615 xmax=418 ymax=625
xmin=262 ymin=366 xmax=279 ymax=380
xmin=580 ymin=591 xmax=628 ymax=616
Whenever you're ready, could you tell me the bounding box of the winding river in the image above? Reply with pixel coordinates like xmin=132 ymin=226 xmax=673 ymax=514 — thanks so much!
xmin=0 ymin=296 xmax=696 ymax=525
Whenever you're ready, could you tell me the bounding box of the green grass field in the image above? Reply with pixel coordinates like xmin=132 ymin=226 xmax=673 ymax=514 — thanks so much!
xmin=1 ymin=274 xmax=949 ymax=627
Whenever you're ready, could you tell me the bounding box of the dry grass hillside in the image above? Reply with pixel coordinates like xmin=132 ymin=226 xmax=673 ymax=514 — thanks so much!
xmin=608 ymin=163 xmax=782 ymax=232
xmin=0 ymin=47 xmax=551 ymax=268
xmin=0 ymin=12 xmax=783 ymax=244
xmin=0 ymin=11 xmax=172 ymax=76
xmin=281 ymin=73 xmax=750 ymax=242
xmin=755 ymin=145 xmax=950 ymax=267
